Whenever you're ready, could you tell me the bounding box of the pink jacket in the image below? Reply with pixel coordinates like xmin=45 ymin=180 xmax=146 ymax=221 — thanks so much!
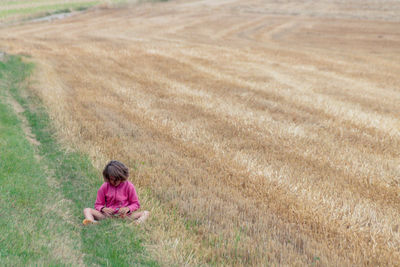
xmin=94 ymin=181 xmax=140 ymax=213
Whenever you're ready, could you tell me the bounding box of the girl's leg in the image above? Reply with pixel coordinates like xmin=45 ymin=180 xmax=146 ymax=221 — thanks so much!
xmin=130 ymin=210 xmax=150 ymax=224
xmin=83 ymin=208 xmax=106 ymax=225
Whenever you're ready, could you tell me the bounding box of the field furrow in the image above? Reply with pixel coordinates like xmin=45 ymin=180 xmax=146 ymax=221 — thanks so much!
xmin=1 ymin=0 xmax=399 ymax=265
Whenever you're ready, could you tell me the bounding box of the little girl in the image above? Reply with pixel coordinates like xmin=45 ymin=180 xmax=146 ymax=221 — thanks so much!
xmin=83 ymin=160 xmax=149 ymax=225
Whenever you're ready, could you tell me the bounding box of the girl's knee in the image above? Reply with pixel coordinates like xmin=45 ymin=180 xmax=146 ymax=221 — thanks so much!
xmin=83 ymin=208 xmax=92 ymax=213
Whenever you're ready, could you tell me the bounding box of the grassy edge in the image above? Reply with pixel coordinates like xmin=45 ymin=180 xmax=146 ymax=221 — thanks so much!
xmin=2 ymin=55 xmax=159 ymax=266
xmin=0 ymin=57 xmax=71 ymax=267
xmin=0 ymin=0 xmax=170 ymax=25
xmin=0 ymin=1 xmax=99 ymax=18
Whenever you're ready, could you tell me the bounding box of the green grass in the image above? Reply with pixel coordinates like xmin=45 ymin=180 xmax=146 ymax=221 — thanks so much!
xmin=0 ymin=0 xmax=76 ymax=6
xmin=0 ymin=0 xmax=168 ymax=20
xmin=0 ymin=57 xmax=69 ymax=266
xmin=0 ymin=1 xmax=99 ymax=18
xmin=0 ymin=55 xmax=158 ymax=266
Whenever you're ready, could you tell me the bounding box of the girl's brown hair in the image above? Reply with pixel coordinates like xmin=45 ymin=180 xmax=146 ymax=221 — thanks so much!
xmin=103 ymin=160 xmax=129 ymax=182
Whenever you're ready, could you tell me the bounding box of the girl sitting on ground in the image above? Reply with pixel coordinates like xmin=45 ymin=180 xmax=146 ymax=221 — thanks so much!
xmin=83 ymin=160 xmax=149 ymax=225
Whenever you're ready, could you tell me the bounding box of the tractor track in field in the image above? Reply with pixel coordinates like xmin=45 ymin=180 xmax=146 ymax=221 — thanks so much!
xmin=1 ymin=0 xmax=400 ymax=265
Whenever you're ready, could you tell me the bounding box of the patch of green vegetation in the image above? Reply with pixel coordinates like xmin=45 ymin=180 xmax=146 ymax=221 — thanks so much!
xmin=0 ymin=0 xmax=170 ymax=21
xmin=50 ymin=8 xmax=72 ymax=15
xmin=0 ymin=1 xmax=99 ymax=18
xmin=0 ymin=55 xmax=158 ymax=266
xmin=0 ymin=57 xmax=66 ymax=266
xmin=74 ymin=6 xmax=89 ymax=12
xmin=141 ymin=0 xmax=169 ymax=2
xmin=0 ymin=0 xmax=63 ymax=6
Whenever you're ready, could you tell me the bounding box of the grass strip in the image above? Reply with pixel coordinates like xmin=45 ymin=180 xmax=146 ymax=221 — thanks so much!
xmin=0 ymin=1 xmax=99 ymax=18
xmin=0 ymin=57 xmax=73 ymax=266
xmin=0 ymin=0 xmax=75 ymax=7
xmin=1 ymin=55 xmax=158 ymax=266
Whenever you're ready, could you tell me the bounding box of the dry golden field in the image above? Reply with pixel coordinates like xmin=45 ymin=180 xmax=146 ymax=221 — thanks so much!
xmin=1 ymin=0 xmax=400 ymax=265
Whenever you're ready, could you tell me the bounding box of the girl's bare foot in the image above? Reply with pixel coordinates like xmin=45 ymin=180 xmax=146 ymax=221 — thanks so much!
xmin=135 ymin=211 xmax=150 ymax=225
xmin=83 ymin=219 xmax=98 ymax=225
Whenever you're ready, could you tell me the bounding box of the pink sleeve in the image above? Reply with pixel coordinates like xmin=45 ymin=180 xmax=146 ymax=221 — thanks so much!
xmin=127 ymin=182 xmax=140 ymax=212
xmin=94 ymin=183 xmax=107 ymax=211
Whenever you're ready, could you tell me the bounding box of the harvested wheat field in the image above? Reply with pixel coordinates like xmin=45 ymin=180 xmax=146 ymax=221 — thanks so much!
xmin=1 ymin=0 xmax=400 ymax=265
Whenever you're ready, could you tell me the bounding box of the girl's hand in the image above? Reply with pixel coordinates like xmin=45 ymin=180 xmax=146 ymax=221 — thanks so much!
xmin=102 ymin=207 xmax=115 ymax=217
xmin=117 ymin=207 xmax=130 ymax=216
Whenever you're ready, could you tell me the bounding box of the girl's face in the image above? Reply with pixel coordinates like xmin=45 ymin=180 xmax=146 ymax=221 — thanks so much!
xmin=109 ymin=176 xmax=121 ymax=187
